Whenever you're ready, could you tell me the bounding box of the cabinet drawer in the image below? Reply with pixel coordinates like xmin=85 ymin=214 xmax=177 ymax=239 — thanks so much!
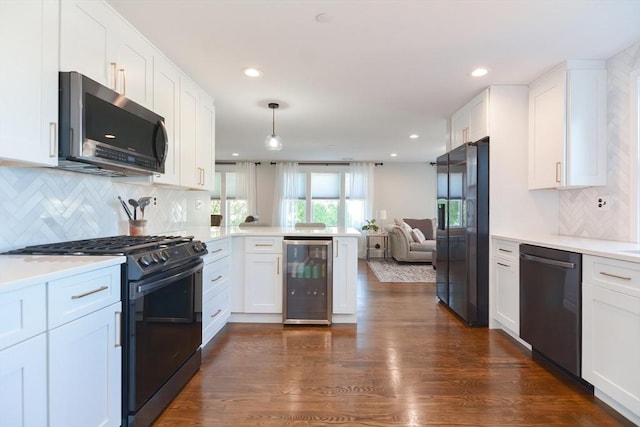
xmin=0 ymin=283 xmax=46 ymax=350
xmin=493 ymin=239 xmax=519 ymax=261
xmin=48 ymin=265 xmax=121 ymax=329
xmin=583 ymin=255 xmax=640 ymax=297
xmin=204 ymin=258 xmax=230 ymax=294
xmin=204 ymin=238 xmax=230 ymax=262
xmin=245 ymin=236 xmax=283 ymax=253
xmin=203 ymin=282 xmax=230 ymax=344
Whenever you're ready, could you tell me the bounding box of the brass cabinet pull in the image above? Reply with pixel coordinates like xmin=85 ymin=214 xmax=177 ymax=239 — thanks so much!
xmin=210 ymin=248 xmax=223 ymax=254
xmin=110 ymin=62 xmax=117 ymax=90
xmin=115 ymin=311 xmax=122 ymax=348
xmin=497 ymin=262 xmax=510 ymax=268
xmin=255 ymin=243 xmax=273 ymax=247
xmin=555 ymin=162 xmax=561 ymax=183
xmin=211 ymin=275 xmax=222 ymax=282
xmin=71 ymin=285 xmax=109 ymax=299
xmin=599 ymin=271 xmax=632 ymax=281
xmin=277 ymin=257 xmax=280 ymax=274
xmin=49 ymin=122 xmax=57 ymax=157
xmin=119 ymin=68 xmax=126 ymax=95
xmin=498 ymin=248 xmax=512 ymax=253
xmin=211 ymin=309 xmax=222 ymax=319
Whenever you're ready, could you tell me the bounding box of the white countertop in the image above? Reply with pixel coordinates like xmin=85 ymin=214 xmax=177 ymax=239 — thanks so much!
xmin=492 ymin=233 xmax=640 ymax=263
xmin=176 ymin=226 xmax=362 ymax=243
xmin=0 ymin=255 xmax=125 ymax=293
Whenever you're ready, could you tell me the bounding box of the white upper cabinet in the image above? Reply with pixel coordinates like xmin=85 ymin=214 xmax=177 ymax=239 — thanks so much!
xmin=180 ymin=78 xmax=215 ymax=191
xmin=60 ymin=0 xmax=154 ymax=109
xmin=0 ymin=0 xmax=59 ymax=166
xmin=450 ymin=89 xmax=489 ymax=150
xmin=152 ymin=55 xmax=182 ymax=186
xmin=528 ymin=60 xmax=607 ymax=189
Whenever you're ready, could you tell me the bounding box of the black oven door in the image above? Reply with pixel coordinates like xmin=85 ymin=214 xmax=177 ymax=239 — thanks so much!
xmin=125 ymin=259 xmax=203 ymax=420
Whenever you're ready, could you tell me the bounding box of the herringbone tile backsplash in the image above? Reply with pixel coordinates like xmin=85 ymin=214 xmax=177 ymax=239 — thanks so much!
xmin=559 ymin=42 xmax=640 ymax=242
xmin=0 ymin=167 xmax=209 ymax=252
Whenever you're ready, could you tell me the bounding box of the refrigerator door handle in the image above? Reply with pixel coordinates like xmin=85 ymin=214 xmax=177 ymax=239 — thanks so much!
xmin=437 ymin=203 xmax=446 ymax=230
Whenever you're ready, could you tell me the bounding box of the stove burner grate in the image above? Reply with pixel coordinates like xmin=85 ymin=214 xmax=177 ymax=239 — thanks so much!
xmin=6 ymin=235 xmax=195 ymax=255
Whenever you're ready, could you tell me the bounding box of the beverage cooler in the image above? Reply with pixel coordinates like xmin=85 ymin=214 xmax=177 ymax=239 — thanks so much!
xmin=283 ymin=238 xmax=333 ymax=325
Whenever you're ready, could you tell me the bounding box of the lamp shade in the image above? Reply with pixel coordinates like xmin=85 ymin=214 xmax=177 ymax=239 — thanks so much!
xmin=378 ymin=210 xmax=387 ymax=220
xmin=265 ymin=134 xmax=282 ymax=151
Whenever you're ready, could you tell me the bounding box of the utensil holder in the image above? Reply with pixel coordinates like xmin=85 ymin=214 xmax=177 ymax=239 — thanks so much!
xmin=128 ymin=219 xmax=147 ymax=236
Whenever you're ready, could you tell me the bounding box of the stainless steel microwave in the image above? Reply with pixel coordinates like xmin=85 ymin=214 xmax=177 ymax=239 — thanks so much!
xmin=58 ymin=71 xmax=167 ymax=176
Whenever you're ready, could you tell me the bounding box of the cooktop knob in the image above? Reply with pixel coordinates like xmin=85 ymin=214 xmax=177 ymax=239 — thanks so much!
xmin=193 ymin=242 xmax=205 ymax=252
xmin=159 ymin=251 xmax=169 ymax=262
xmin=150 ymin=253 xmax=160 ymax=264
xmin=139 ymin=255 xmax=152 ymax=267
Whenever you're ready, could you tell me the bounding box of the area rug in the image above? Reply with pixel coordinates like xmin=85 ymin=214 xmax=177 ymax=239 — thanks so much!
xmin=367 ymin=259 xmax=436 ymax=283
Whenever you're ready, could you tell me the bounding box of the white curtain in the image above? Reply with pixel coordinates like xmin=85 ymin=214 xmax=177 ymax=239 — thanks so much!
xmin=272 ymin=162 xmax=300 ymax=227
xmin=235 ymin=161 xmax=257 ymax=217
xmin=347 ymin=162 xmax=375 ymax=258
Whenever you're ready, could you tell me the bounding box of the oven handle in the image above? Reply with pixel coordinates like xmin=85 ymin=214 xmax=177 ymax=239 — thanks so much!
xmin=131 ymin=260 xmax=203 ymax=298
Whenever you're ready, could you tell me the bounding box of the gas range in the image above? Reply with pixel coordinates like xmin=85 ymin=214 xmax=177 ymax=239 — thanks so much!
xmin=7 ymin=235 xmax=208 ymax=280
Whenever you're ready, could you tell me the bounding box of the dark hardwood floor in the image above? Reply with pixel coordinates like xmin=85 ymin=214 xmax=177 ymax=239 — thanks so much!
xmin=153 ymin=260 xmax=632 ymax=426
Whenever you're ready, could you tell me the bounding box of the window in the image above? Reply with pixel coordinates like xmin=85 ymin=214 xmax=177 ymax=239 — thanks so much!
xmin=211 ymin=171 xmax=249 ymax=226
xmin=310 ymin=172 xmax=340 ymax=226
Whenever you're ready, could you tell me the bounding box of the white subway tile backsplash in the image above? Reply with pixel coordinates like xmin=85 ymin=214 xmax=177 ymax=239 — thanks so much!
xmin=0 ymin=167 xmax=209 ymax=252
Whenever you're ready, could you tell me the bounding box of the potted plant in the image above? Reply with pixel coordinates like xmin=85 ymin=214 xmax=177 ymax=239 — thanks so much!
xmin=361 ymin=219 xmax=379 ymax=233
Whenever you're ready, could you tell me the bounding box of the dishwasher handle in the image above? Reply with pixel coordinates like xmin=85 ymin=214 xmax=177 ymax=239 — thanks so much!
xmin=520 ymin=253 xmax=576 ymax=269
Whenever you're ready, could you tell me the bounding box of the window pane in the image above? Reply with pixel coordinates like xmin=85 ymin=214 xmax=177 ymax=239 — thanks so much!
xmin=227 ymin=172 xmax=238 ymax=198
xmin=210 ymin=172 xmax=222 ymax=197
xmin=312 ymin=200 xmax=338 ymax=226
xmin=210 ymin=199 xmax=221 ymax=215
xmin=311 ymin=173 xmax=340 ymax=198
xmin=226 ymin=199 xmax=248 ymax=225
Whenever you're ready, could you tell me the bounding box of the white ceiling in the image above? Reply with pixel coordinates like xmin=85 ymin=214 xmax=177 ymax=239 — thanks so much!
xmin=107 ymin=0 xmax=640 ymax=163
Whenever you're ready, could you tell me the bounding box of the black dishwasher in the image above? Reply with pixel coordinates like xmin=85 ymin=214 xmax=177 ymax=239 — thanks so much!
xmin=519 ymin=244 xmax=582 ymax=377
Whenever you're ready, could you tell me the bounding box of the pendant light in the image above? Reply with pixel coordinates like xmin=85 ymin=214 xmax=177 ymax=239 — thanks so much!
xmin=265 ymin=102 xmax=282 ymax=151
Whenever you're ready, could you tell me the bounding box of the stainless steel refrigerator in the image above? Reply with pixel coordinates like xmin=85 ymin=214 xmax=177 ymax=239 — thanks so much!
xmin=436 ymin=137 xmax=489 ymax=326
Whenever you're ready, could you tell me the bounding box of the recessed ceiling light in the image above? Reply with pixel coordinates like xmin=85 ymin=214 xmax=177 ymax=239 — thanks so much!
xmin=409 ymin=134 xmax=419 ymax=139
xmin=242 ymin=67 xmax=263 ymax=78
xmin=231 ymin=152 xmax=239 ymax=157
xmin=390 ymin=153 xmax=398 ymax=157
xmin=471 ymin=67 xmax=488 ymax=77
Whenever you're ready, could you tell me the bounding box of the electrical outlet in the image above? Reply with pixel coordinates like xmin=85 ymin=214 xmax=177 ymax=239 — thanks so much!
xmin=153 ymin=197 xmax=157 ymax=206
xmin=596 ymin=196 xmax=610 ymax=211
xmin=195 ymin=199 xmax=203 ymax=210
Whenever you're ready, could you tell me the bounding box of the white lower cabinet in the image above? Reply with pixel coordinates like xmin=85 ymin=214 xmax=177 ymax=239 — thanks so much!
xmin=0 ymin=263 xmax=123 ymax=427
xmin=582 ymin=255 xmax=640 ymax=424
xmin=492 ymin=239 xmax=520 ymax=334
xmin=332 ymin=237 xmax=357 ymax=314
xmin=245 ymin=253 xmax=283 ymax=313
xmin=49 ymin=301 xmax=122 ymax=427
xmin=0 ymin=334 xmax=47 ymax=427
xmin=202 ymin=238 xmax=231 ymax=346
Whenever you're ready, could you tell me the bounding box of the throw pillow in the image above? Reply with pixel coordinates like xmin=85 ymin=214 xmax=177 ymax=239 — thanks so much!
xmin=401 ymin=222 xmax=412 ymax=233
xmin=411 ymin=228 xmax=426 ymax=243
xmin=403 ymin=218 xmax=434 ymax=240
xmin=393 ymin=218 xmax=404 ymax=226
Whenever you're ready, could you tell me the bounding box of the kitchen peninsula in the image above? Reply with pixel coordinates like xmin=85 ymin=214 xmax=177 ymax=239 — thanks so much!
xmin=191 ymin=226 xmax=361 ymax=333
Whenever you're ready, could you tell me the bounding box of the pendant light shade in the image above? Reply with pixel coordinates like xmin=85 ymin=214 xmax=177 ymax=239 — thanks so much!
xmin=265 ymin=102 xmax=282 ymax=151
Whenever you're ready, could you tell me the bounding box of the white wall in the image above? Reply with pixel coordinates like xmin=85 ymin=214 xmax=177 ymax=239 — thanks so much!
xmin=489 ymin=85 xmax=560 ymax=236
xmin=558 ymin=42 xmax=640 ymax=242
xmin=0 ymin=167 xmax=210 ymax=252
xmin=374 ymin=163 xmax=437 ymax=224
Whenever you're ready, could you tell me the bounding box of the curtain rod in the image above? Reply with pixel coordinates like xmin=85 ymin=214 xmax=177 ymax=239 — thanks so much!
xmin=215 ymin=161 xmax=261 ymax=165
xmin=268 ymin=162 xmax=383 ymax=166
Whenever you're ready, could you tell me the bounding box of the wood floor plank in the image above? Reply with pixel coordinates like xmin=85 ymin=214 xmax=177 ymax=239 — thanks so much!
xmin=152 ymin=260 xmax=633 ymax=426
